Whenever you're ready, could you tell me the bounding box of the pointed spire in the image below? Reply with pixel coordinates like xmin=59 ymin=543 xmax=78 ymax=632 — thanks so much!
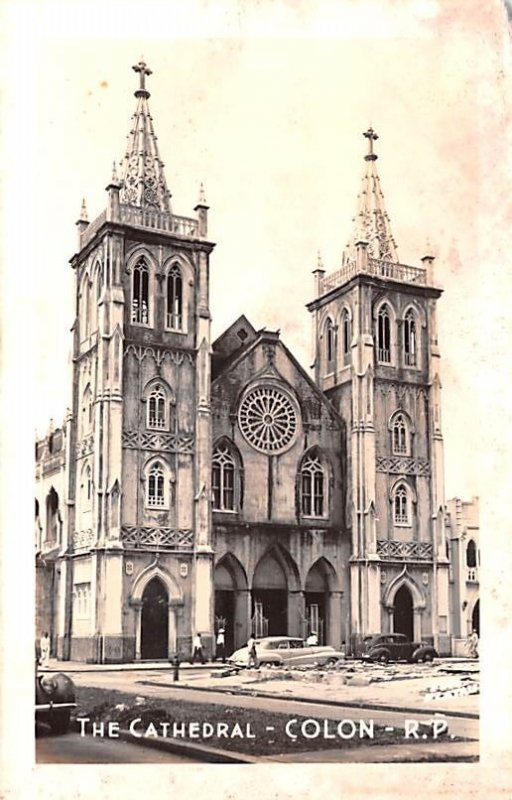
xmin=79 ymin=198 xmax=88 ymax=222
xmin=197 ymin=182 xmax=207 ymax=207
xmin=118 ymin=60 xmax=172 ymax=213
xmin=111 ymin=161 xmax=119 ymax=185
xmin=344 ymin=128 xmax=398 ymax=263
xmin=317 ymin=250 xmax=324 ymax=270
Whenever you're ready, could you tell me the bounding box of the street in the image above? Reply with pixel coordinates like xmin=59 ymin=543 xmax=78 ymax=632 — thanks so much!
xmin=36 ymin=730 xmax=200 ymax=763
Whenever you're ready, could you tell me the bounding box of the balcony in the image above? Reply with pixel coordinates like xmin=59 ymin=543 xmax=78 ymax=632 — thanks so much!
xmin=80 ymin=205 xmax=199 ymax=248
xmin=466 ymin=568 xmax=479 ymax=583
xmin=320 ymin=257 xmax=427 ymax=295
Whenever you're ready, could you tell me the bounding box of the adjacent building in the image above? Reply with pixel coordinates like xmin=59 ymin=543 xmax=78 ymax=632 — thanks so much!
xmin=35 ymin=63 xmax=464 ymax=662
xmin=446 ymin=497 xmax=480 ymax=655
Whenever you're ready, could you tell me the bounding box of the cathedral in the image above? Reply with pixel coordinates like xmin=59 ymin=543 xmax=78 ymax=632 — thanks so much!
xmin=35 ymin=61 xmax=454 ymax=663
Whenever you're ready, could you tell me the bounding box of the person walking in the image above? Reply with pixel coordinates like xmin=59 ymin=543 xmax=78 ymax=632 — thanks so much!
xmin=192 ymin=632 xmax=205 ymax=664
xmin=247 ymin=633 xmax=258 ymax=668
xmin=40 ymin=632 xmax=50 ymax=668
xmin=466 ymin=628 xmax=479 ymax=658
xmin=216 ymin=628 xmax=226 ymax=663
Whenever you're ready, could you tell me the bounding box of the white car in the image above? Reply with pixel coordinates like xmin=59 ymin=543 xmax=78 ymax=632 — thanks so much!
xmin=227 ymin=636 xmax=344 ymax=667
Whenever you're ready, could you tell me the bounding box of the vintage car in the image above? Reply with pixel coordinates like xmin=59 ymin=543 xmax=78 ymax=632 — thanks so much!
xmin=360 ymin=633 xmax=438 ymax=664
xmin=227 ymin=636 xmax=345 ymax=668
xmin=36 ymin=669 xmax=76 ymax=734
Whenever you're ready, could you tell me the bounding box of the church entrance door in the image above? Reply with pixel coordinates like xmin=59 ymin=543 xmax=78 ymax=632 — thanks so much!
xmin=393 ymin=585 xmax=414 ymax=642
xmin=252 ymin=552 xmax=288 ymax=636
xmin=141 ymin=578 xmax=168 ymax=660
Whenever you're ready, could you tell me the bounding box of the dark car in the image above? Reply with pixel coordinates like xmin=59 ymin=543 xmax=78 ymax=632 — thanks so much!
xmin=361 ymin=633 xmax=438 ymax=664
xmin=36 ymin=670 xmax=76 ymax=734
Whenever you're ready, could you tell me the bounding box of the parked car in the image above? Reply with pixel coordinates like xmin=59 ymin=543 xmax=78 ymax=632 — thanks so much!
xmin=361 ymin=633 xmax=438 ymax=664
xmin=228 ymin=636 xmax=344 ymax=667
xmin=36 ymin=669 xmax=76 ymax=734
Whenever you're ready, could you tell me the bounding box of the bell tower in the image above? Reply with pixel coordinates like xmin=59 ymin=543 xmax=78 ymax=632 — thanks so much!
xmin=307 ymin=130 xmax=451 ymax=654
xmin=64 ymin=62 xmax=215 ymax=662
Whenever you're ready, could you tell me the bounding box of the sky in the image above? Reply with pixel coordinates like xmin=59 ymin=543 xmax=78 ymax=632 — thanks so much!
xmin=3 ymin=0 xmax=512 ymax=502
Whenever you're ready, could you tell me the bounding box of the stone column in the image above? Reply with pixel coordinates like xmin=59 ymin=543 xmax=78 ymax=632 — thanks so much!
xmin=328 ymin=590 xmax=343 ymax=648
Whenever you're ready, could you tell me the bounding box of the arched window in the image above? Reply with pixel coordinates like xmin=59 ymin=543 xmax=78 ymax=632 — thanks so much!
xmin=404 ymin=310 xmax=417 ymax=367
xmin=466 ymin=539 xmax=477 ymax=568
xmin=342 ymin=308 xmax=351 ymax=365
xmin=301 ymin=452 xmax=327 ymax=518
xmin=81 ymin=385 xmax=93 ymax=437
xmin=377 ymin=305 xmax=391 ymax=363
xmin=393 ymin=483 xmax=410 ymax=525
xmin=147 ymin=384 xmax=166 ymax=430
xmin=212 ymin=444 xmax=241 ymax=511
xmin=146 ymin=461 xmax=166 ymax=508
xmin=392 ymin=413 xmax=409 ymax=455
xmin=132 ymin=257 xmax=149 ymax=324
xmin=166 ymin=264 xmax=183 ymax=330
xmin=86 ymin=465 xmax=92 ymax=501
xmin=325 ymin=318 xmax=335 ymax=373
xmin=45 ymin=488 xmax=59 ymax=543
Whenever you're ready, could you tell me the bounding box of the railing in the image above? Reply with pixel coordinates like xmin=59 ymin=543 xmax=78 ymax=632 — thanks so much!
xmin=377 ymin=539 xmax=433 ymax=561
xmin=120 ymin=205 xmax=199 ymax=237
xmin=80 ymin=205 xmax=199 ymax=247
xmin=121 ymin=526 xmax=194 ymax=550
xmin=320 ymin=257 xmax=427 ymax=295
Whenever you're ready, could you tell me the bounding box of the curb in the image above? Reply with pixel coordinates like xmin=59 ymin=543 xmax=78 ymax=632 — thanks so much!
xmin=137 ymin=680 xmax=479 ymax=720
xmin=70 ymin=719 xmax=257 ymax=762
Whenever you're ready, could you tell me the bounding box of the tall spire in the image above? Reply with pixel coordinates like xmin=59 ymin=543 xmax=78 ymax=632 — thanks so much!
xmin=119 ymin=60 xmax=171 ymax=213
xmin=344 ymin=128 xmax=398 ymax=263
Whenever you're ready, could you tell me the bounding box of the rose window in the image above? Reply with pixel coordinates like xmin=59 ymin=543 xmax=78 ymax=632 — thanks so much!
xmin=238 ymin=386 xmax=298 ymax=454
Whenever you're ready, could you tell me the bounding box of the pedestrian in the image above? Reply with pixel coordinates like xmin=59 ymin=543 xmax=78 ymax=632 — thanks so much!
xmin=466 ymin=628 xmax=479 ymax=659
xmin=40 ymin=632 xmax=50 ymax=668
xmin=216 ymin=628 xmax=226 ymax=663
xmin=247 ymin=633 xmax=258 ymax=668
xmin=192 ymin=632 xmax=205 ymax=664
xmin=306 ymin=631 xmax=318 ymax=646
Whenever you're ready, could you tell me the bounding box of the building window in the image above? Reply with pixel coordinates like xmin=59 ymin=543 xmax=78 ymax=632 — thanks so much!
xmin=393 ymin=483 xmax=410 ymax=525
xmin=301 ymin=453 xmax=327 ymax=518
xmin=342 ymin=308 xmax=351 ymax=365
xmin=377 ymin=305 xmax=391 ymax=363
xmin=86 ymin=465 xmax=92 ymax=501
xmin=392 ymin=413 xmax=409 ymax=455
xmin=466 ymin=539 xmax=477 ymax=568
xmin=146 ymin=461 xmax=166 ymax=508
xmin=147 ymin=384 xmax=166 ymax=430
xmin=166 ymin=265 xmax=183 ymax=330
xmin=132 ymin=257 xmax=149 ymax=324
xmin=74 ymin=582 xmax=91 ymax=619
xmin=212 ymin=445 xmax=237 ymax=511
xmin=325 ymin=318 xmax=335 ymax=372
xmin=404 ymin=310 xmax=417 ymax=366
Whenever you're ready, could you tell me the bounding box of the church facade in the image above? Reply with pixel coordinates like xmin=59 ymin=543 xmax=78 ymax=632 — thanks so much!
xmin=35 ymin=63 xmax=452 ymax=662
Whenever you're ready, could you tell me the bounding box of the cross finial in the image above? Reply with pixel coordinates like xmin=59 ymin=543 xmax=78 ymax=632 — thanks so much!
xmin=363 ymin=127 xmax=379 ymax=161
xmin=132 ymin=58 xmax=152 ymax=98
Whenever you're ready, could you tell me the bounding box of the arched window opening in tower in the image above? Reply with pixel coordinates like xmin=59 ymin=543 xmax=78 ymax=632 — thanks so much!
xmin=393 ymin=484 xmax=409 ymax=525
xmin=404 ymin=310 xmax=417 ymax=367
xmin=301 ymin=454 xmax=326 ymax=517
xmin=147 ymin=384 xmax=166 ymax=430
xmin=166 ymin=265 xmax=183 ymax=330
xmin=326 ymin=319 xmax=335 ymax=372
xmin=132 ymin=257 xmax=149 ymax=324
xmin=377 ymin=305 xmax=391 ymax=363
xmin=392 ymin=413 xmax=409 ymax=455
xmin=342 ymin=309 xmax=351 ymax=365
xmin=212 ymin=445 xmax=237 ymax=511
xmin=147 ymin=461 xmax=165 ymax=508
xmin=466 ymin=539 xmax=477 ymax=568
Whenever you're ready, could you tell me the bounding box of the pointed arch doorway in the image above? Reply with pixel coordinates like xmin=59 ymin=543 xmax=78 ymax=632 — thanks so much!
xmin=252 ymin=552 xmax=288 ymax=636
xmin=393 ymin=584 xmax=414 ymax=641
xmin=141 ymin=578 xmax=168 ymax=660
